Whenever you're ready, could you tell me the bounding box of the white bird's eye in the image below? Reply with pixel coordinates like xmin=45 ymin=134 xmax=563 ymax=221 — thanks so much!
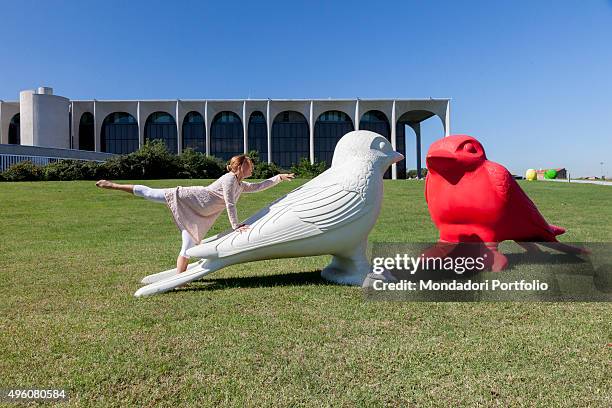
xmin=378 ymin=141 xmax=386 ymax=150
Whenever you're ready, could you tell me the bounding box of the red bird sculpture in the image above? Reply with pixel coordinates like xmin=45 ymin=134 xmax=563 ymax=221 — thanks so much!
xmin=425 ymin=135 xmax=586 ymax=271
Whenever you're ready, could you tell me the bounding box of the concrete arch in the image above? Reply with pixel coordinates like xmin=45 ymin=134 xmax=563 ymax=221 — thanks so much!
xmin=175 ymin=101 xmax=205 ymax=154
xmin=182 ymin=111 xmax=205 ymax=153
xmin=144 ymin=111 xmax=178 ymax=154
xmin=272 ymin=110 xmax=309 ymax=169
xmin=0 ymin=102 xmax=20 ymax=144
xmin=394 ymin=100 xmax=449 ymax=135
xmin=314 ymin=110 xmax=354 ymax=166
xmin=210 ymin=111 xmax=244 ymax=162
xmin=268 ymin=101 xmax=311 ymax=164
xmin=100 ymin=112 xmax=139 ymax=154
xmin=396 ymin=109 xmax=444 ymax=130
xmin=356 ymin=100 xmax=394 ymax=131
xmin=205 ymin=101 xmax=243 ymax=157
xmin=242 ymin=100 xmax=268 ymax=154
xmin=91 ymin=101 xmax=138 ymax=152
xmin=78 ymin=112 xmax=94 ymax=151
xmin=267 ymin=101 xmax=311 ymax=129
xmin=311 ymin=101 xmax=356 ymax=128
xmin=397 ymin=109 xmax=446 ymax=179
xmin=137 ymin=101 xmax=178 ymax=152
xmin=247 ymin=110 xmax=267 ymax=162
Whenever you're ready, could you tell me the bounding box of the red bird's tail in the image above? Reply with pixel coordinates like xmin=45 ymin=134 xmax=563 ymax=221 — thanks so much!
xmin=541 ymin=224 xmax=590 ymax=255
xmin=548 ymin=224 xmax=566 ymax=236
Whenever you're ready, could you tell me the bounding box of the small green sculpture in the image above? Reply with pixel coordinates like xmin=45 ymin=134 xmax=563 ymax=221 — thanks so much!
xmin=544 ymin=169 xmax=558 ymax=179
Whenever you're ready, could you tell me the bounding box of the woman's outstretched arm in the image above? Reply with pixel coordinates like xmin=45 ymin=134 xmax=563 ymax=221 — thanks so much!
xmin=95 ymin=180 xmax=134 ymax=194
xmin=241 ymin=173 xmax=294 ymax=193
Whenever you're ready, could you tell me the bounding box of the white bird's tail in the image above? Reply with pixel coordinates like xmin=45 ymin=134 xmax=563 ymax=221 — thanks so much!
xmin=140 ymin=261 xmax=203 ymax=284
xmin=134 ymin=259 xmax=222 ymax=297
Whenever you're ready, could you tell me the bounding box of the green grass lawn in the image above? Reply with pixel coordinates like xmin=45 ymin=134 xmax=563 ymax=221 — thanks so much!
xmin=0 ymin=179 xmax=610 ymax=407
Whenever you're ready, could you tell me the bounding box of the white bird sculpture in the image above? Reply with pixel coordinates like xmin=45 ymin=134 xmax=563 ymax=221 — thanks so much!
xmin=135 ymin=130 xmax=404 ymax=297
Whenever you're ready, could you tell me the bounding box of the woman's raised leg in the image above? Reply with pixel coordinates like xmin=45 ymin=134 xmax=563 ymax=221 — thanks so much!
xmin=96 ymin=180 xmax=169 ymax=204
xmin=132 ymin=185 xmax=168 ymax=203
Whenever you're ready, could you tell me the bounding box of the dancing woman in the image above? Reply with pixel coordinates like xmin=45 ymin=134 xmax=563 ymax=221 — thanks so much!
xmin=95 ymin=154 xmax=294 ymax=272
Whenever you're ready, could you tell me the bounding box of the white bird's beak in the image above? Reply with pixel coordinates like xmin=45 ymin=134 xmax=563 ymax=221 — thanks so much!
xmin=391 ymin=152 xmax=404 ymax=164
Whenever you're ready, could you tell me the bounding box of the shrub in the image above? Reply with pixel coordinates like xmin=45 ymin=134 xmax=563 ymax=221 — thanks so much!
xmin=246 ymin=150 xmax=262 ymax=165
xmin=180 ymin=149 xmax=225 ymax=179
xmin=44 ymin=160 xmax=97 ymax=181
xmin=1 ymin=161 xmax=44 ymax=181
xmin=406 ymin=169 xmax=428 ymax=179
xmin=290 ymin=157 xmax=327 ymax=178
xmin=94 ymin=140 xmax=183 ymax=180
xmin=129 ymin=140 xmax=182 ymax=179
xmin=82 ymin=161 xmax=103 ymax=180
xmin=0 ymin=143 xmax=269 ymax=181
xmin=252 ymin=162 xmax=284 ymax=179
xmin=94 ymin=156 xmax=125 ymax=180
xmin=246 ymin=150 xmax=286 ymax=179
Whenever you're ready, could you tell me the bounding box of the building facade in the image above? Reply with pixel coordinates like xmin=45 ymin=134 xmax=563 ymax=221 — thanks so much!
xmin=0 ymin=88 xmax=451 ymax=179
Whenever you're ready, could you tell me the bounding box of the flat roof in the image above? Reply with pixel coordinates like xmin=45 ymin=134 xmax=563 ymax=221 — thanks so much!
xmin=68 ymin=98 xmax=451 ymax=103
xmin=3 ymin=97 xmax=451 ymax=103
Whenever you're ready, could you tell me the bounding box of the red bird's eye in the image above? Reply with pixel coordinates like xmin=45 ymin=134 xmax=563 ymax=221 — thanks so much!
xmin=463 ymin=143 xmax=477 ymax=153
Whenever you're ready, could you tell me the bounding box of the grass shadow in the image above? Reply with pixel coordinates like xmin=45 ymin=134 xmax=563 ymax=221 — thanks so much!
xmin=505 ymin=252 xmax=587 ymax=267
xmin=175 ymin=270 xmax=334 ymax=292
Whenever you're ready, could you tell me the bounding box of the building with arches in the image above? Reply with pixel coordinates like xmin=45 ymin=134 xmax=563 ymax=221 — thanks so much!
xmin=0 ymin=87 xmax=451 ymax=179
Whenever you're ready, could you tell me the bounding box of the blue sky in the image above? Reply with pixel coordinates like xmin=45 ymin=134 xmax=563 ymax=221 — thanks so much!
xmin=0 ymin=0 xmax=610 ymax=177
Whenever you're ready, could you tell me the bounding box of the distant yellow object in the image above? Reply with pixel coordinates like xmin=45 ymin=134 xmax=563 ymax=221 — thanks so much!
xmin=525 ymin=169 xmax=537 ymax=181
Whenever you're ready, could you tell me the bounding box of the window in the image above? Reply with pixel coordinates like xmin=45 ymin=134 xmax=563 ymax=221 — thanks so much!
xmin=210 ymin=111 xmax=243 ymax=161
xmin=78 ymin=112 xmax=95 ymax=151
xmin=248 ymin=111 xmax=267 ymax=162
xmin=272 ymin=111 xmax=309 ymax=169
xmin=145 ymin=112 xmax=177 ymax=154
xmin=101 ymin=112 xmax=139 ymax=154
xmin=314 ymin=110 xmax=353 ymax=166
xmin=182 ymin=111 xmax=205 ymax=153
xmin=8 ymin=113 xmax=20 ymax=145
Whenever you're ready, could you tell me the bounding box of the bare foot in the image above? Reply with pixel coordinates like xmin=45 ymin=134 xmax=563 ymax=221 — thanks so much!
xmin=96 ymin=180 xmax=114 ymax=189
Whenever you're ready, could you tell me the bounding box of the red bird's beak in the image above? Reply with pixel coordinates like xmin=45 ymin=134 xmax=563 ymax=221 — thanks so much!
xmin=426 ymin=149 xmax=456 ymax=172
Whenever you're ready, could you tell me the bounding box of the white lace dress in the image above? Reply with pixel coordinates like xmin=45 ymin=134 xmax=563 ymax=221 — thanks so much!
xmin=164 ymin=173 xmax=282 ymax=243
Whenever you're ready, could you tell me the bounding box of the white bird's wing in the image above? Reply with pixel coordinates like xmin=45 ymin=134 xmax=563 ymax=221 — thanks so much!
xmin=190 ymin=182 xmax=369 ymax=258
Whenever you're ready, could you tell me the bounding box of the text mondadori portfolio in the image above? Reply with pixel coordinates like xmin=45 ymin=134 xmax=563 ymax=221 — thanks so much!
xmin=372 ymin=280 xmax=549 ymax=291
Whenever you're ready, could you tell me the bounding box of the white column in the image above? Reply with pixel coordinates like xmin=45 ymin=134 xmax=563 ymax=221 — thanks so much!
xmin=309 ymin=100 xmax=314 ymax=164
xmin=0 ymin=102 xmax=3 ymax=144
xmin=204 ymin=101 xmax=210 ymax=156
xmin=0 ymin=101 xmax=3 ymax=144
xmin=242 ymin=100 xmax=248 ymax=154
xmin=176 ymin=100 xmax=182 ymax=154
xmin=354 ymin=99 xmax=360 ymax=130
xmin=266 ymin=100 xmax=272 ymax=164
xmin=70 ymin=102 xmax=75 ymax=150
xmin=137 ymin=101 xmax=144 ymax=149
xmin=445 ymin=100 xmax=451 ymax=137
xmin=391 ymin=100 xmax=397 ymax=179
xmin=411 ymin=122 xmax=423 ymax=179
xmin=93 ymin=100 xmax=100 ymax=152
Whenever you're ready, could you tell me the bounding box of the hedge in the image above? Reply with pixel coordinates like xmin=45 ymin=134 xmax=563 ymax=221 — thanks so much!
xmin=1 ymin=141 xmax=328 ymax=182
